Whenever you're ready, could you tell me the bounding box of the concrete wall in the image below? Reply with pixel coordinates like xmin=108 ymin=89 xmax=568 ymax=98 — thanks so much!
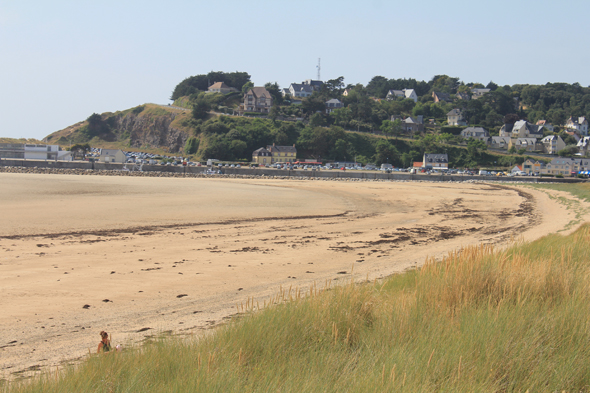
xmin=0 ymin=158 xmax=586 ymax=184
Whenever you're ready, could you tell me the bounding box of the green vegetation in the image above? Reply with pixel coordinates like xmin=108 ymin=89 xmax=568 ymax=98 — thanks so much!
xmin=7 ymin=222 xmax=590 ymax=392
xmin=170 ymin=71 xmax=251 ymax=100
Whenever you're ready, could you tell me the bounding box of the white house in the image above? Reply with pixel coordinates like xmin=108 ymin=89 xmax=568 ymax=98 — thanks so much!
xmin=99 ymin=149 xmax=126 ymax=163
xmin=577 ymin=136 xmax=590 ymax=156
xmin=540 ymin=135 xmax=566 ymax=155
xmin=460 ymin=127 xmax=489 ymax=141
xmin=423 ymin=153 xmax=448 ymax=170
xmin=499 ymin=120 xmax=544 ymax=139
xmin=386 ymin=88 xmax=418 ymax=103
xmin=564 ymin=116 xmax=588 ymax=136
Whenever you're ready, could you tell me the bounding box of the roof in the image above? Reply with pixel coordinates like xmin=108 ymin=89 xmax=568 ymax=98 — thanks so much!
xmin=447 ymin=109 xmax=461 ymax=116
xmin=461 ymin=127 xmax=488 ymax=136
xmin=267 ymin=144 xmax=297 ymax=153
xmin=424 ymin=153 xmax=448 ymax=163
xmin=289 ymin=83 xmax=313 ymax=93
xmin=100 ymin=149 xmax=123 ymax=155
xmin=432 ymin=91 xmax=451 ymax=101
xmin=413 ymin=162 xmax=423 ymax=167
xmin=325 ymin=99 xmax=342 ymax=104
xmin=246 ymin=87 xmax=272 ymax=99
xmin=208 ymin=82 xmax=231 ymax=90
xmin=403 ymin=89 xmax=416 ymax=98
xmin=253 ymin=147 xmax=271 ymax=156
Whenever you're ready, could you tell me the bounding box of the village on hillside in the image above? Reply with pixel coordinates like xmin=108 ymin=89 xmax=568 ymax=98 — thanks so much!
xmin=2 ymin=73 xmax=590 ymax=178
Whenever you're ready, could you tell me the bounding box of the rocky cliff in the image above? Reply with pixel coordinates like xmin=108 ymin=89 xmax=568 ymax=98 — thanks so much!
xmin=46 ymin=104 xmax=194 ymax=153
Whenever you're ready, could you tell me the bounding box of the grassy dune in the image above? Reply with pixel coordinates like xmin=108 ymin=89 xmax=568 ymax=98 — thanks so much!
xmin=6 ymin=222 xmax=590 ymax=392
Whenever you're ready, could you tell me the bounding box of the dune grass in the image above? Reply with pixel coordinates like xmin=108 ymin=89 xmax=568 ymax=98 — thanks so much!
xmin=6 ymin=223 xmax=590 ymax=392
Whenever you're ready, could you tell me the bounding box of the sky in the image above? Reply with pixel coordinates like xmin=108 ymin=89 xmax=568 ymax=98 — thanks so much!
xmin=1 ymin=0 xmax=589 ymax=140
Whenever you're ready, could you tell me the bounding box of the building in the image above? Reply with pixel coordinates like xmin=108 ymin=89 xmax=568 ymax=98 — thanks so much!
xmin=564 ymin=116 xmax=588 ymax=136
xmin=99 ymin=149 xmax=126 ymax=163
xmin=207 ymin=82 xmax=238 ymax=94
xmin=471 ymin=88 xmax=490 ymax=98
xmin=386 ymin=88 xmax=418 ymax=103
xmin=540 ymin=135 xmax=566 ymax=155
xmin=499 ymin=120 xmax=544 ymax=139
xmin=456 ymin=92 xmax=471 ymax=101
xmin=536 ymin=120 xmax=554 ymax=133
xmin=285 ymin=83 xmax=313 ymax=98
xmin=325 ymin=99 xmax=343 ymax=114
xmin=244 ymin=87 xmax=273 ymax=113
xmin=509 ymin=138 xmax=538 ymax=152
xmin=423 ymin=153 xmax=448 ymax=170
xmin=460 ymin=127 xmax=489 ymax=141
xmin=252 ymin=144 xmax=297 ymax=165
xmin=577 ymin=136 xmax=590 ymax=156
xmin=252 ymin=147 xmax=272 ymax=165
xmin=521 ymin=159 xmax=543 ymax=175
xmin=447 ymin=109 xmax=466 ymax=126
xmin=489 ymin=136 xmax=512 ymax=149
xmin=542 ymin=157 xmax=590 ymax=176
xmin=432 ymin=91 xmax=451 ymax=103
xmin=0 ymin=143 xmax=71 ymax=160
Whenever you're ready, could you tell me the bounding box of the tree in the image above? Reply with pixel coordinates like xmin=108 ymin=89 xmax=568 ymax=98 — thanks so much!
xmin=241 ymin=81 xmax=254 ymax=94
xmin=192 ymin=97 xmax=210 ymax=120
xmin=184 ymin=137 xmax=199 ymax=155
xmin=69 ymin=143 xmax=90 ymax=160
xmin=264 ymin=82 xmax=283 ymax=105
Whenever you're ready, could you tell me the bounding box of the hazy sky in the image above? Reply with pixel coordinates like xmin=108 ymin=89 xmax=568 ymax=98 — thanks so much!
xmin=2 ymin=0 xmax=589 ymax=140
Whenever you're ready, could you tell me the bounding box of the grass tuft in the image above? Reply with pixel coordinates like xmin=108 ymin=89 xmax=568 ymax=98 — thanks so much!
xmin=6 ymin=224 xmax=590 ymax=392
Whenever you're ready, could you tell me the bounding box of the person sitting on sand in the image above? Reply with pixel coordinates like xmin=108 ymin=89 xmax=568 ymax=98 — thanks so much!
xmin=97 ymin=331 xmax=111 ymax=353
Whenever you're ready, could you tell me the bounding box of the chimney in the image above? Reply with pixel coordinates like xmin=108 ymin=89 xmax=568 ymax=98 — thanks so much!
xmin=273 ymin=143 xmax=276 ymax=147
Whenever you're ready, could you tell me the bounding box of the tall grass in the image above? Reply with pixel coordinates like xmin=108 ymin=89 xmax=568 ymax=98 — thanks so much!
xmin=6 ymin=225 xmax=590 ymax=392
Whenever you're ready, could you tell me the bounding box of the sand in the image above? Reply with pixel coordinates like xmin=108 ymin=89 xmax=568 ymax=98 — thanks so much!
xmin=0 ymin=173 xmax=586 ymax=380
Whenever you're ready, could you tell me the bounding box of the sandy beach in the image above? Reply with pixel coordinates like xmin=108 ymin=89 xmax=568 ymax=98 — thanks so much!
xmin=0 ymin=173 xmax=585 ymax=380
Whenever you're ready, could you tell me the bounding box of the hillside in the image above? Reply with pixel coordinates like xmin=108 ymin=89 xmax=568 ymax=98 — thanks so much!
xmin=44 ymin=104 xmax=194 ymax=154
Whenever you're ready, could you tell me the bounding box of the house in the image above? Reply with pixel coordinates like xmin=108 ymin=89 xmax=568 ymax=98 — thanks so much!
xmin=386 ymin=88 xmax=417 ymax=103
xmin=521 ymin=159 xmax=543 ymax=175
xmin=542 ymin=157 xmax=590 ymax=176
xmin=343 ymin=88 xmax=352 ymax=96
xmin=325 ymin=99 xmax=343 ymax=114
xmin=252 ymin=147 xmax=272 ymax=165
xmin=285 ymin=83 xmax=314 ymax=98
xmin=564 ymin=116 xmax=588 ymax=136
xmin=283 ymin=80 xmax=323 ymax=98
xmin=536 ymin=120 xmax=554 ymax=133
xmin=509 ymin=138 xmax=538 ymax=152
xmin=499 ymin=120 xmax=544 ymax=139
xmin=456 ymin=92 xmax=471 ymax=101
xmin=511 ymin=165 xmax=523 ymax=174
xmin=386 ymin=90 xmax=404 ymax=100
xmin=432 ymin=91 xmax=451 ymax=103
xmin=423 ymin=153 xmax=448 ymax=170
xmin=267 ymin=144 xmax=297 ymax=164
xmin=391 ymin=115 xmax=424 ymax=133
xmin=471 ymin=88 xmax=490 ymax=98
xmin=577 ymin=136 xmax=590 ymax=156
xmin=99 ymin=149 xmax=126 ymax=163
xmin=489 ymin=136 xmax=512 ymax=149
xmin=540 ymin=135 xmax=566 ymax=155
xmin=207 ymin=82 xmax=238 ymax=94
xmin=302 ymin=79 xmax=323 ymax=91
xmin=244 ymin=87 xmax=273 ymax=113
xmin=252 ymin=144 xmax=297 ymax=165
xmin=0 ymin=143 xmax=71 ymax=160
xmin=447 ymin=109 xmax=466 ymax=126
xmin=460 ymin=127 xmax=489 ymax=141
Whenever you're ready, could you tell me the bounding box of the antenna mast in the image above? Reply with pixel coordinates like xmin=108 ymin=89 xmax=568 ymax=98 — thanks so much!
xmin=317 ymin=58 xmax=321 ymax=80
